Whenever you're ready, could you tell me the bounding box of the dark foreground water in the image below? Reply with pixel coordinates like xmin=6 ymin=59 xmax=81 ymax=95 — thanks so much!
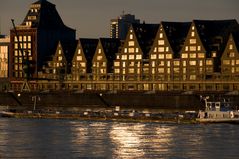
xmin=0 ymin=118 xmax=238 ymax=159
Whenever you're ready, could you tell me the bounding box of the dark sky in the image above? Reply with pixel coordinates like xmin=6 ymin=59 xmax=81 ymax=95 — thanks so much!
xmin=0 ymin=0 xmax=238 ymax=38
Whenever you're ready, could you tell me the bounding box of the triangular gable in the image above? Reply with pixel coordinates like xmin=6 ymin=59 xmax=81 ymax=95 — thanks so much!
xmin=180 ymin=22 xmax=207 ymax=58
xmin=221 ymin=33 xmax=239 ymax=59
xmin=149 ymin=23 xmax=174 ymax=59
xmin=21 ymin=80 xmax=31 ymax=92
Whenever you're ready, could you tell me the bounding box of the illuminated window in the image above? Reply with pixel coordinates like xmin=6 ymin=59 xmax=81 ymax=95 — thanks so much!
xmin=167 ymin=61 xmax=170 ymax=67
xmin=174 ymin=67 xmax=180 ymax=73
xmin=77 ymin=56 xmax=82 ymax=61
xmin=167 ymin=68 xmax=170 ymax=74
xmin=58 ymin=50 xmax=62 ymax=54
xmin=128 ymin=68 xmax=134 ymax=73
xmin=153 ymin=47 xmax=157 ymax=52
xmin=151 ymin=54 xmax=157 ymax=59
xmin=192 ymin=26 xmax=195 ymax=30
xmin=183 ymin=68 xmax=186 ymax=73
xmin=28 ymin=36 xmax=31 ymax=41
xmin=152 ymin=68 xmax=155 ymax=74
xmin=159 ymin=61 xmax=164 ymax=66
xmin=190 ymin=75 xmax=196 ymax=80
xmin=58 ymin=56 xmax=62 ymax=61
xmin=166 ymin=54 xmax=172 ymax=59
xmin=185 ymin=46 xmax=188 ymax=51
xmin=159 ymin=33 xmax=163 ymax=38
xmin=183 ymin=61 xmax=187 ymax=66
xmin=28 ymin=43 xmax=31 ymax=48
xmin=229 ymin=52 xmax=235 ymax=57
xmin=130 ymin=34 xmax=133 ymax=39
xmin=124 ymin=48 xmax=127 ymax=53
xmin=129 ymin=55 xmax=134 ymax=60
xmin=197 ymin=46 xmax=201 ymax=51
xmin=158 ymin=54 xmax=164 ymax=59
xmin=206 ymin=60 xmax=213 ymax=65
xmin=122 ymin=62 xmax=126 ymax=67
xmin=97 ymin=56 xmax=102 ymax=60
xmin=152 ymin=61 xmax=155 ymax=67
xmin=128 ymin=48 xmax=135 ymax=53
xmin=232 ymin=67 xmax=235 ymax=73
xmin=100 ymin=69 xmax=106 ymax=73
xmin=158 ymin=40 xmax=164 ymax=45
xmin=189 ymin=61 xmax=196 ymax=65
xmin=174 ymin=61 xmax=180 ymax=66
xmin=115 ymin=69 xmax=120 ymax=73
xmin=80 ymin=62 xmax=86 ymax=67
xmin=236 ymin=67 xmax=239 ymax=72
xmin=14 ymin=43 xmax=18 ymax=49
xmin=191 ymin=31 xmax=195 ymax=37
xmin=14 ymin=51 xmax=18 ymax=56
xmin=189 ymin=39 xmax=196 ymax=44
xmin=182 ymin=53 xmax=188 ymax=58
xmin=122 ymin=55 xmax=127 ymax=60
xmin=190 ymin=53 xmax=196 ymax=58
xmin=128 ymin=41 xmax=135 ymax=46
xmin=166 ymin=47 xmax=169 ymax=52
xmin=136 ymin=55 xmax=142 ymax=60
xmin=158 ymin=47 xmax=164 ymax=52
xmin=78 ymin=49 xmax=81 ymax=54
xmin=198 ymin=53 xmax=205 ymax=58
xmin=15 ymin=65 xmax=18 ymax=70
xmin=98 ymin=49 xmax=101 ymax=54
xmin=158 ymin=68 xmax=164 ymax=73
xmin=236 ymin=60 xmax=239 ymax=65
xmin=190 ymin=46 xmax=196 ymax=51
xmin=212 ymin=52 xmax=217 ymax=57
xmin=229 ymin=44 xmax=233 ymax=50
xmin=23 ymin=36 xmax=27 ymax=41
xmin=136 ymin=48 xmax=139 ymax=53
xmin=199 ymin=60 xmax=203 ymax=66
xmin=114 ymin=62 xmax=120 ymax=67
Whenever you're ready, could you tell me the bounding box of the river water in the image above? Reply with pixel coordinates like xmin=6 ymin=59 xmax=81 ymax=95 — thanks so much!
xmin=0 ymin=118 xmax=238 ymax=159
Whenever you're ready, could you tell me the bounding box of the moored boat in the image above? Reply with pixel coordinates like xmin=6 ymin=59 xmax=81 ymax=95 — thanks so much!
xmin=196 ymin=96 xmax=239 ymax=123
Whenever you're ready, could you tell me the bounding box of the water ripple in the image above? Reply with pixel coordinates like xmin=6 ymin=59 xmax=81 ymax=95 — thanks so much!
xmin=0 ymin=118 xmax=239 ymax=158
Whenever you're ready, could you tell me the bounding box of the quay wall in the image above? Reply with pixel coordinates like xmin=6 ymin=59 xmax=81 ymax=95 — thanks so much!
xmin=0 ymin=91 xmax=238 ymax=111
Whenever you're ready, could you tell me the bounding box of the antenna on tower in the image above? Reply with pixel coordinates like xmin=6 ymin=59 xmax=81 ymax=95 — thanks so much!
xmin=122 ymin=10 xmax=125 ymax=16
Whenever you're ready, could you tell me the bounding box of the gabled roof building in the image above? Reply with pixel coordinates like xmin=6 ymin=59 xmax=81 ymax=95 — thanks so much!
xmin=92 ymin=38 xmax=121 ymax=81
xmin=71 ymin=38 xmax=98 ymax=81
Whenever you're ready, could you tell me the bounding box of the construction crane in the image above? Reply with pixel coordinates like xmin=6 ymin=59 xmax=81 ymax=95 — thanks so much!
xmin=11 ymin=19 xmax=31 ymax=92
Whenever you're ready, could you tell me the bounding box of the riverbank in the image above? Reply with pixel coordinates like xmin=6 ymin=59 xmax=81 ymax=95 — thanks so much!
xmin=1 ymin=108 xmax=198 ymax=124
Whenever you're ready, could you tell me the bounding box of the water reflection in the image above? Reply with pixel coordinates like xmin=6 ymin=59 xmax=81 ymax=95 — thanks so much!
xmin=0 ymin=118 xmax=239 ymax=159
xmin=109 ymin=123 xmax=175 ymax=158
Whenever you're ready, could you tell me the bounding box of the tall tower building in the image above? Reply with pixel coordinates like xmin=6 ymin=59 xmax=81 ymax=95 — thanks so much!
xmin=110 ymin=13 xmax=140 ymax=40
xmin=9 ymin=0 xmax=75 ymax=80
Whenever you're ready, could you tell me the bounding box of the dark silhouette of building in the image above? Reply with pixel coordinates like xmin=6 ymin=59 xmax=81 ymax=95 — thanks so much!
xmin=110 ymin=13 xmax=140 ymax=40
xmin=9 ymin=0 xmax=75 ymax=80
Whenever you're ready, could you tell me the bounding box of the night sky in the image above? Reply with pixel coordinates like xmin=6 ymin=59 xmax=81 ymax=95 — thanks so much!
xmin=0 ymin=0 xmax=238 ymax=38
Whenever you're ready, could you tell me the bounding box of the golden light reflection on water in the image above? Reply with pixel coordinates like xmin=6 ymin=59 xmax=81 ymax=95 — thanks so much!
xmin=110 ymin=123 xmax=174 ymax=158
xmin=110 ymin=123 xmax=144 ymax=158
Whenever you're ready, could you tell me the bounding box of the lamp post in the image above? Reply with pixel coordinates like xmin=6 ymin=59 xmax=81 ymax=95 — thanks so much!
xmin=32 ymin=95 xmax=40 ymax=111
